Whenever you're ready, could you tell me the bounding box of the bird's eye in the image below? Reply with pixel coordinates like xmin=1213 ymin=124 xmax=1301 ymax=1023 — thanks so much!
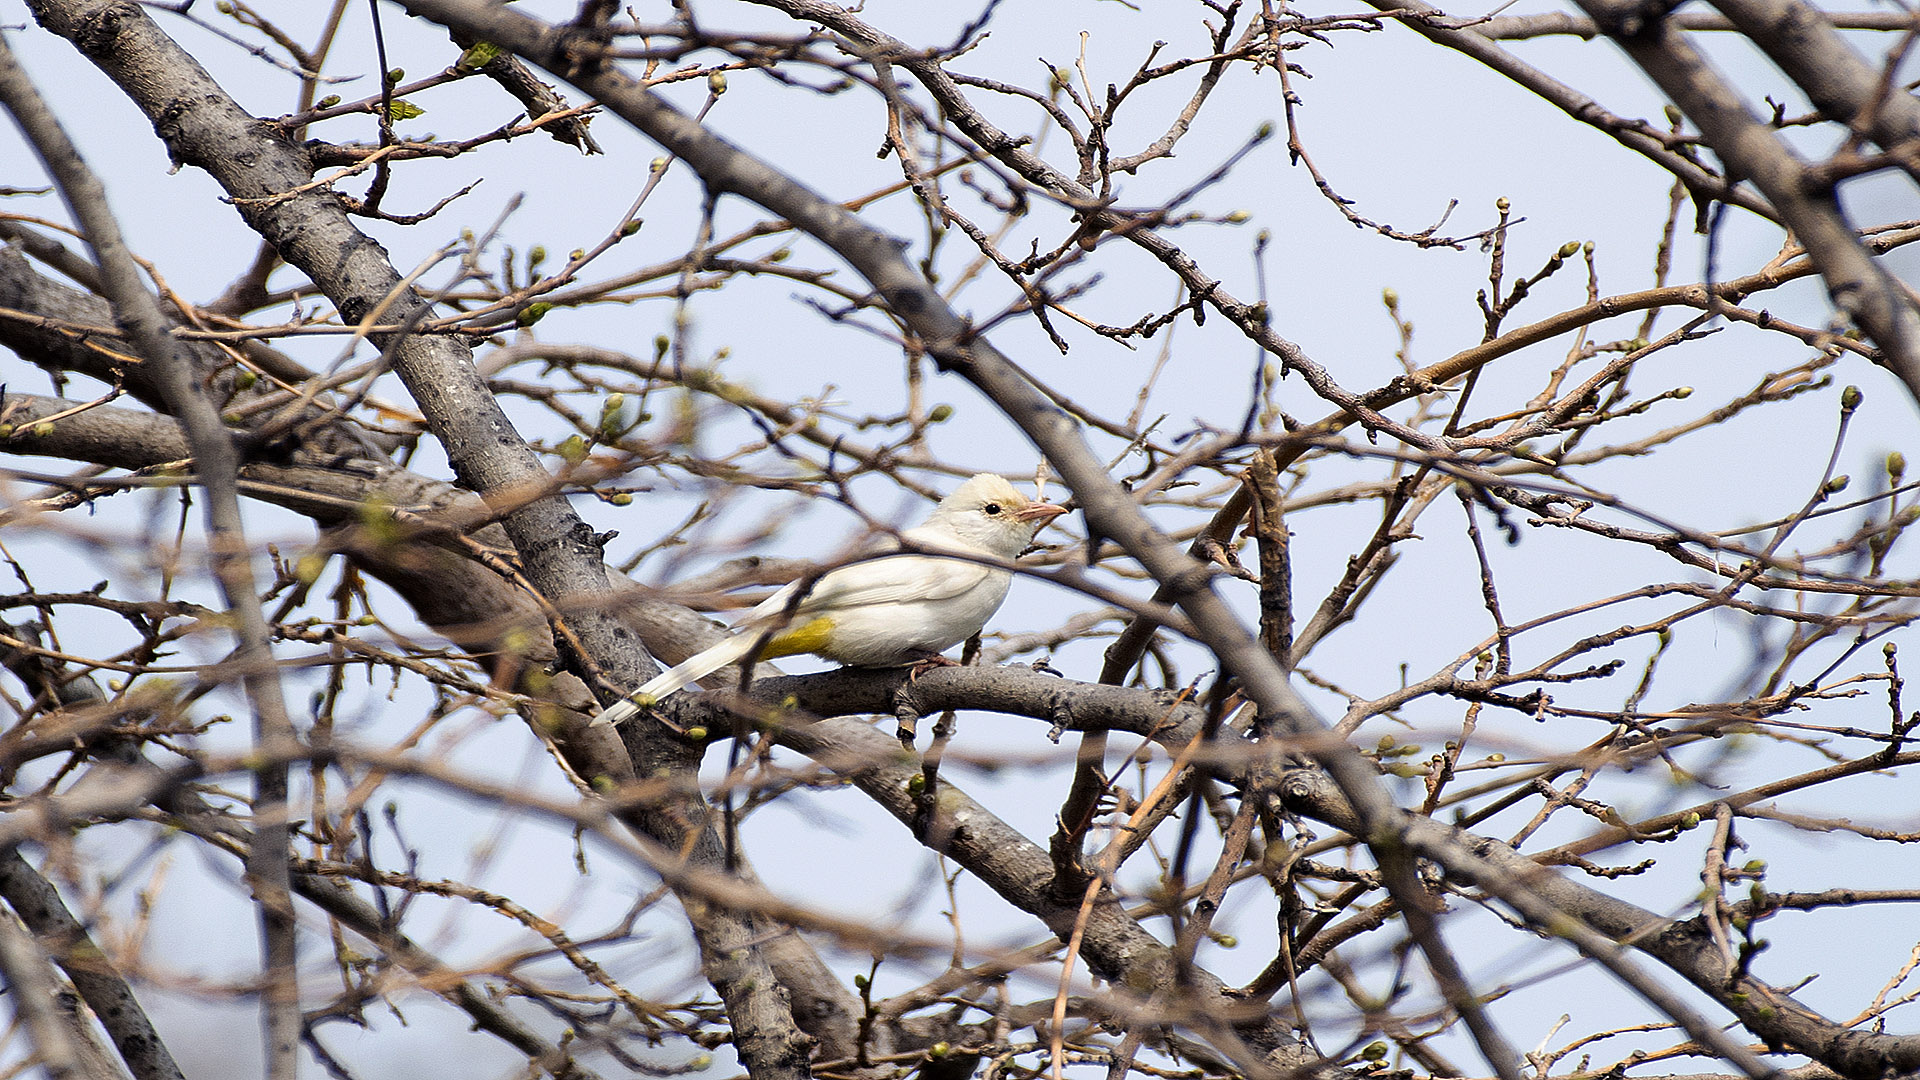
xmin=983 ymin=502 xmax=1003 ymax=516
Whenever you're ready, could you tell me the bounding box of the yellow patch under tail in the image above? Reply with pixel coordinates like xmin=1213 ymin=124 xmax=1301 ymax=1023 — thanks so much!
xmin=760 ymin=616 xmax=836 ymax=659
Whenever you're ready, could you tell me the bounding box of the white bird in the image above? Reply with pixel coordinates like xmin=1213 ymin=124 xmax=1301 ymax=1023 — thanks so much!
xmin=594 ymin=474 xmax=1067 ymax=727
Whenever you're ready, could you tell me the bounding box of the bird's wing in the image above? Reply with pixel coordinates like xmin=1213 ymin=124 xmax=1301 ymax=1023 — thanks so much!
xmin=782 ymin=549 xmax=998 ymax=615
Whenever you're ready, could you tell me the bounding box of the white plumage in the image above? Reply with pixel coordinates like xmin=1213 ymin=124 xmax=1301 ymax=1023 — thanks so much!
xmin=594 ymin=474 xmax=1066 ymax=727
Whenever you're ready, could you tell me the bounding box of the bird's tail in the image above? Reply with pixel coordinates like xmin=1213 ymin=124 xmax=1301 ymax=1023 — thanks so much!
xmin=591 ymin=632 xmax=760 ymax=727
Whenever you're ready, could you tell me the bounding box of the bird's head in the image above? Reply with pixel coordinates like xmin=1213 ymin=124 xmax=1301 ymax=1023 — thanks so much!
xmin=928 ymin=474 xmax=1068 ymax=557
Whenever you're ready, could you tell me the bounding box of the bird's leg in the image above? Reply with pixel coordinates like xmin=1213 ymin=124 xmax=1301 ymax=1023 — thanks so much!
xmin=904 ymin=651 xmax=960 ymax=681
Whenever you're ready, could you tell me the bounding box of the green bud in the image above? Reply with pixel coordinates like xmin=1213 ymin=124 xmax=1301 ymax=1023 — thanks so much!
xmin=385 ymin=99 xmax=425 ymax=121
xmin=357 ymin=614 xmax=377 ymax=626
xmin=386 ymin=67 xmax=404 ymax=84
xmin=1888 ymin=452 xmax=1907 ymax=479
xmin=708 ymin=71 xmax=728 ymax=94
xmin=1672 ymin=386 xmax=1693 ymax=399
xmin=610 ymin=492 xmax=633 ymax=506
xmin=516 ymin=302 xmax=553 ymax=327
xmin=1382 ymin=287 xmax=1398 ymax=310
xmin=1361 ymin=1042 xmax=1389 ymax=1061
xmin=685 ymin=726 xmax=707 ymax=741
xmin=456 ymin=41 xmax=503 ymax=69
xmin=1557 ymin=240 xmax=1580 ymax=258
xmin=1254 ymin=120 xmax=1275 ymax=140
xmin=528 ymin=245 xmax=547 ymax=266
xmin=1376 ymin=735 xmax=1396 ymax=750
xmin=32 ymin=422 xmax=54 ymax=438
xmin=1841 ymin=385 xmax=1863 ymax=412
xmin=1225 ymin=209 xmax=1251 ymax=223
xmin=557 ymin=435 xmax=588 ymax=464
xmin=295 ymin=553 xmax=327 ymax=585
xmin=233 ymin=369 xmax=258 ymax=390
xmin=654 ymin=334 xmax=670 ymax=358
xmin=650 ymin=156 xmax=669 ymax=173
xmin=1679 ymin=811 xmax=1701 ymax=829
xmin=929 ymin=1043 xmax=950 ymax=1059
xmin=1743 ymin=859 xmax=1766 ymax=873
xmin=907 ymin=774 xmax=926 ymax=793
xmin=1495 ymin=196 xmax=1510 ymax=212
xmin=1486 ymin=753 xmax=1504 ymax=762
xmin=1824 ymin=475 xmax=1850 ymax=494
xmin=928 ymin=404 xmax=954 ymax=422
xmin=620 ymin=219 xmax=642 ymax=237
xmin=314 ymin=94 xmax=341 ymax=109
xmin=0 ymin=424 xmax=13 ymax=439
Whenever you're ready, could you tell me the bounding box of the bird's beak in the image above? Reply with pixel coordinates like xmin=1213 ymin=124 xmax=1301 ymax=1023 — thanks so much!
xmin=1017 ymin=502 xmax=1068 ymax=526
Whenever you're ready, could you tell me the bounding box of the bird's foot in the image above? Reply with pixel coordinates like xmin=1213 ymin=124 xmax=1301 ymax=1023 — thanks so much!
xmin=905 ymin=652 xmax=960 ymax=681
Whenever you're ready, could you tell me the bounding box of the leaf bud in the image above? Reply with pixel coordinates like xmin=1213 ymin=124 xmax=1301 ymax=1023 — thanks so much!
xmin=1841 ymin=385 xmax=1863 ymax=412
xmin=457 ymin=42 xmax=502 ymax=69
